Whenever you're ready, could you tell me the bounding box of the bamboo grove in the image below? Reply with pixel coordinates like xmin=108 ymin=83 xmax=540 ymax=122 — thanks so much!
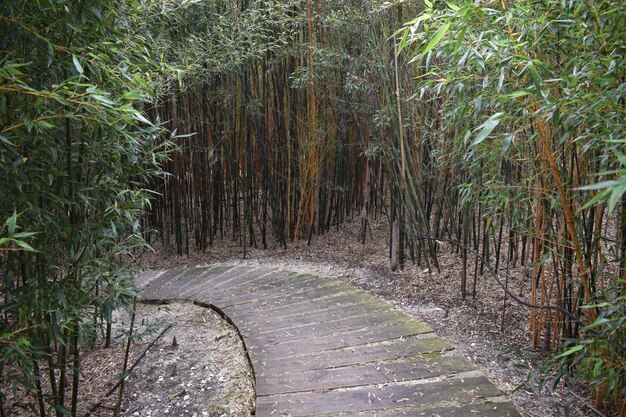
xmin=146 ymin=0 xmax=625 ymax=412
xmin=0 ymin=1 xmax=177 ymax=415
xmin=146 ymin=0 xmax=399 ymax=256
xmin=396 ymin=1 xmax=625 ymax=412
xmin=1 ymin=0 xmax=625 ymax=415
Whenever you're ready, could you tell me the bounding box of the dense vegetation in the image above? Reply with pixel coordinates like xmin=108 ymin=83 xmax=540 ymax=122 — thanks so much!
xmin=398 ymin=1 xmax=625 ymax=412
xmin=0 ymin=0 xmax=176 ymax=415
xmin=1 ymin=0 xmax=624 ymax=415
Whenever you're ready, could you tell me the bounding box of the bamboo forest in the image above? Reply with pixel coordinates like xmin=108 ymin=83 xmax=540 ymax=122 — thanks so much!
xmin=1 ymin=0 xmax=624 ymax=416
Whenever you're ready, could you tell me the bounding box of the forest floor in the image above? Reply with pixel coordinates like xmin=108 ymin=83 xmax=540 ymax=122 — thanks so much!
xmin=109 ymin=302 xmax=254 ymax=417
xmin=138 ymin=213 xmax=605 ymax=417
xmin=3 ymin=302 xmax=254 ymax=417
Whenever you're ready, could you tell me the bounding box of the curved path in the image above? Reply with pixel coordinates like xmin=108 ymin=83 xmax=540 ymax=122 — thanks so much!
xmin=138 ymin=265 xmax=521 ymax=417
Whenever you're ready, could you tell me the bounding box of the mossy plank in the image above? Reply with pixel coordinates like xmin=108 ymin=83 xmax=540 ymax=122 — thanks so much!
xmin=307 ymin=400 xmax=521 ymax=417
xmin=215 ymin=283 xmax=361 ymax=313
xmin=255 ymin=376 xmax=507 ymax=416
xmin=227 ymin=290 xmax=382 ymax=321
xmin=246 ymin=320 xmax=432 ymax=359
xmin=255 ymin=354 xmax=476 ymax=395
xmin=253 ymin=335 xmax=454 ymax=377
xmin=241 ymin=310 xmax=412 ymax=346
xmin=239 ymin=301 xmax=393 ymax=333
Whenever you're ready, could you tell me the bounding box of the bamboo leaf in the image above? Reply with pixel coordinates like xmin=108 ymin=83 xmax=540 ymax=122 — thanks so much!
xmin=578 ymin=180 xmax=618 ymax=191
xmin=132 ymin=111 xmax=153 ymax=126
xmin=397 ymin=30 xmax=410 ymax=54
xmin=607 ymin=183 xmax=626 ymax=214
xmin=16 ymin=240 xmax=37 ymax=252
xmin=453 ymin=27 xmax=466 ymax=53
xmin=554 ymin=345 xmax=584 ymax=359
xmin=93 ymin=95 xmax=115 ymax=106
xmin=418 ymin=22 xmax=450 ymax=62
xmin=471 ymin=113 xmax=502 ymax=146
xmin=12 ymin=232 xmax=38 ymax=239
xmin=584 ymin=318 xmax=610 ymax=330
xmin=72 ymin=55 xmax=83 ymax=74
xmin=6 ymin=212 xmax=17 ymax=235
xmin=505 ymin=90 xmax=531 ymax=99
xmin=497 ymin=67 xmax=505 ymax=92
xmin=580 ymin=189 xmax=611 ymax=211
xmin=502 ymin=134 xmax=513 ymax=152
xmin=0 ymin=135 xmax=15 ymax=146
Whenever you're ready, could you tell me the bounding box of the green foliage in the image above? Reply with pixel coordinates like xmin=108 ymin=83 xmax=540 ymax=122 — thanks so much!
xmin=0 ymin=0 xmax=622 ymax=412
xmin=0 ymin=0 xmax=178 ymax=413
xmin=0 ymin=212 xmax=38 ymax=252
xmin=579 ymin=152 xmax=626 ymax=214
xmin=399 ymin=0 xmax=625 ymax=202
xmin=142 ymin=0 xmax=428 ymax=252
xmin=537 ymin=280 xmax=625 ymax=405
xmin=398 ymin=0 xmax=625 ymax=410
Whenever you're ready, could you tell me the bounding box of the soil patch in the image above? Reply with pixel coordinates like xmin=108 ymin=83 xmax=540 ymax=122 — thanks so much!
xmin=3 ymin=302 xmax=254 ymax=417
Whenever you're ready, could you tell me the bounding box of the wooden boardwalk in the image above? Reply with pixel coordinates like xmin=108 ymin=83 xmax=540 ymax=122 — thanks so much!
xmin=139 ymin=266 xmax=521 ymax=417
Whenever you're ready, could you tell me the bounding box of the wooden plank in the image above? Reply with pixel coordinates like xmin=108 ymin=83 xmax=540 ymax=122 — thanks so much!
xmin=242 ymin=306 xmax=395 ymax=338
xmin=166 ymin=266 xmax=233 ymax=299
xmin=171 ymin=265 xmax=235 ymax=298
xmin=310 ymin=400 xmax=521 ymax=417
xmin=134 ymin=270 xmax=165 ymax=287
xmin=221 ymin=273 xmax=334 ymax=297
xmin=255 ymin=375 xmax=507 ymax=416
xmin=219 ymin=285 xmax=362 ymax=313
xmin=207 ymin=266 xmax=277 ymax=291
xmin=175 ymin=266 xmax=254 ymax=298
xmin=206 ymin=273 xmax=329 ymax=306
xmin=239 ymin=300 xmax=393 ymax=333
xmin=141 ymin=266 xmax=521 ymax=417
xmin=410 ymin=401 xmax=521 ymax=417
xmin=241 ymin=310 xmax=410 ymax=346
xmin=141 ymin=267 xmax=186 ymax=299
xmin=253 ymin=335 xmax=453 ymax=376
xmin=196 ymin=265 xmax=256 ymax=287
xmin=243 ymin=315 xmax=429 ymax=349
xmin=146 ymin=267 xmax=210 ymax=300
xmin=228 ymin=291 xmax=384 ymax=322
xmin=255 ymin=353 xmax=476 ymax=395
xmin=247 ymin=320 xmax=432 ymax=360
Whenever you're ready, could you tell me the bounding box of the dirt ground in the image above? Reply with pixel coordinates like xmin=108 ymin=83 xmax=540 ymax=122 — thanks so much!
xmin=115 ymin=302 xmax=254 ymax=417
xmin=139 ymin=214 xmax=607 ymax=417
xmin=2 ymin=302 xmax=254 ymax=417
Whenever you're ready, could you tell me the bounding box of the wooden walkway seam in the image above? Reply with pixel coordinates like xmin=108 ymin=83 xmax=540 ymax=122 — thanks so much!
xmin=139 ymin=266 xmax=521 ymax=417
